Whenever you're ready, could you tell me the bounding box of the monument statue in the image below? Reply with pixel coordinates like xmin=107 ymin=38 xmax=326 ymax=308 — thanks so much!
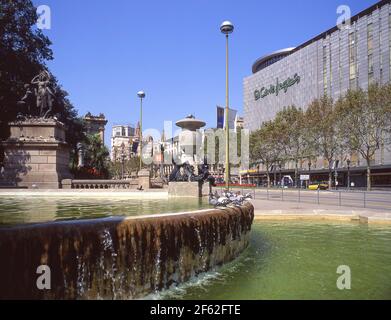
xmin=31 ymin=70 xmax=55 ymax=118
xmin=17 ymin=84 xmax=35 ymax=116
xmin=1 ymin=70 xmax=71 ymax=189
xmin=17 ymin=70 xmax=56 ymax=119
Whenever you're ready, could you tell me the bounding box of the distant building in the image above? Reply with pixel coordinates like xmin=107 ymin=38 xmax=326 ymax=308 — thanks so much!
xmin=83 ymin=113 xmax=108 ymax=144
xmin=111 ymin=125 xmax=136 ymax=162
xmin=216 ymin=106 xmax=237 ymax=129
xmin=242 ymin=0 xmax=391 ymax=188
xmin=234 ymin=115 xmax=244 ymax=131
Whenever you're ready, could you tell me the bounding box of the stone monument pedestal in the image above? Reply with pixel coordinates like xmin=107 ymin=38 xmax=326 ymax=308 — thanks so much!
xmin=138 ymin=169 xmax=151 ymax=189
xmin=168 ymin=181 xmax=210 ymax=198
xmin=0 ymin=119 xmax=72 ymax=189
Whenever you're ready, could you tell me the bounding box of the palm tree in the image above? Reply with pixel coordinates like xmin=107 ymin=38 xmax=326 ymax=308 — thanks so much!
xmin=84 ymin=134 xmax=109 ymax=177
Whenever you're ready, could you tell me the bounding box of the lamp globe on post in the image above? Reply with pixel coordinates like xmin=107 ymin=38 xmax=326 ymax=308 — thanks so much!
xmin=220 ymin=20 xmax=234 ymax=34
xmin=137 ymin=91 xmax=146 ymax=172
xmin=220 ymin=20 xmax=234 ymax=190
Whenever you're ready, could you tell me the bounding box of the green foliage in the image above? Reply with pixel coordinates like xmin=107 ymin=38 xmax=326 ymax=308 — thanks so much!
xmin=305 ymin=95 xmax=339 ymax=188
xmin=335 ymin=83 xmax=391 ymax=190
xmin=0 ymin=0 xmax=52 ymax=139
xmin=250 ymin=120 xmax=284 ymax=187
xmin=82 ymin=134 xmax=110 ymax=177
xmin=249 ymin=83 xmax=391 ymax=190
xmin=108 ymin=157 xmax=141 ymax=179
xmin=0 ymin=0 xmax=84 ymax=162
xmin=274 ymin=106 xmax=307 ymax=186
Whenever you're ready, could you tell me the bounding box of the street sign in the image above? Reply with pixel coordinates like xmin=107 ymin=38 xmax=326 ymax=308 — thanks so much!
xmin=300 ymin=174 xmax=310 ymax=181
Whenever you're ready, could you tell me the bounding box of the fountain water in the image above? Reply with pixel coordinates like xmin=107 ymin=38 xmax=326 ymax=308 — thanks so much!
xmin=0 ymin=202 xmax=254 ymax=299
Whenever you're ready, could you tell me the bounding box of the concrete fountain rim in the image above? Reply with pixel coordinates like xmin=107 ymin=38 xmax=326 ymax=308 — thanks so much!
xmin=0 ymin=190 xmax=254 ymax=229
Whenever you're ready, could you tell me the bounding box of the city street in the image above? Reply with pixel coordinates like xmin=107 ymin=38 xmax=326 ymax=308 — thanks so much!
xmin=257 ymin=188 xmax=391 ymax=210
xmin=215 ymin=187 xmax=391 ymax=211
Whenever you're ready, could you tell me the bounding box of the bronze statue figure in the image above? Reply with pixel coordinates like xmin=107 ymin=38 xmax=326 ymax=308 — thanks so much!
xmin=31 ymin=70 xmax=55 ymax=118
xmin=17 ymin=84 xmax=35 ymax=116
xmin=169 ymin=158 xmax=216 ymax=186
xmin=17 ymin=70 xmax=56 ymax=119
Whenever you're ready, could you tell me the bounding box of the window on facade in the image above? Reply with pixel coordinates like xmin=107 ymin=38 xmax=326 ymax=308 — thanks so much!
xmin=323 ymin=45 xmax=328 ymax=94
xmin=379 ymin=17 xmax=383 ymax=83
xmin=368 ymin=54 xmax=374 ymax=82
xmin=367 ymin=23 xmax=373 ymax=52
xmin=338 ymin=35 xmax=342 ymax=93
xmin=389 ymin=14 xmax=391 ymax=79
xmin=329 ymin=42 xmax=332 ymax=88
xmin=349 ymin=32 xmax=356 ymax=89
xmin=367 ymin=23 xmax=374 ymax=83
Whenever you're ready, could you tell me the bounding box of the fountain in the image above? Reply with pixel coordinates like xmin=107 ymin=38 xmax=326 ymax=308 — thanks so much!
xmin=0 ymin=100 xmax=254 ymax=300
xmin=175 ymin=114 xmax=206 ymax=167
xmin=168 ymin=115 xmax=214 ymax=197
xmin=0 ymin=202 xmax=254 ymax=299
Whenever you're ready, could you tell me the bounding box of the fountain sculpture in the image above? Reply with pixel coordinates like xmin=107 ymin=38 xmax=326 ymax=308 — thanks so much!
xmin=168 ymin=115 xmax=215 ymax=197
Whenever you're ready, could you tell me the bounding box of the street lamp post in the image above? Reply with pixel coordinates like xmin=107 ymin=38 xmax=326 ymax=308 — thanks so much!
xmin=160 ymin=142 xmax=164 ymax=180
xmin=347 ymin=159 xmax=351 ymax=190
xmin=278 ymin=162 xmax=282 ymax=187
xmin=120 ymin=142 xmax=125 ymax=180
xmin=220 ymin=20 xmax=234 ymax=190
xmin=308 ymin=160 xmax=312 ymax=188
xmin=77 ymin=142 xmax=84 ymax=168
xmin=121 ymin=153 xmax=126 ymax=179
xmin=137 ymin=91 xmax=145 ymax=172
xmin=334 ymin=160 xmax=339 ymax=190
xmin=273 ymin=164 xmax=277 ymax=187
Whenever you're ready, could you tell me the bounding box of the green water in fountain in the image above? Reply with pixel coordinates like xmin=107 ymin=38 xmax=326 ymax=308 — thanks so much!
xmin=1 ymin=197 xmax=390 ymax=299
xmin=0 ymin=196 xmax=210 ymax=226
xmin=156 ymin=221 xmax=391 ymax=300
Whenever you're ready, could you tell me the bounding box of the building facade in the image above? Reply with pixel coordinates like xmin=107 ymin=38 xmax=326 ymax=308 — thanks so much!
xmin=110 ymin=125 xmax=136 ymax=162
xmin=83 ymin=113 xmax=107 ymax=144
xmin=243 ymin=0 xmax=391 ymax=187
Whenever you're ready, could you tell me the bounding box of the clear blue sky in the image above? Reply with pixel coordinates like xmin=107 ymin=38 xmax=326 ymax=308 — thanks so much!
xmin=33 ymin=0 xmax=375 ymax=146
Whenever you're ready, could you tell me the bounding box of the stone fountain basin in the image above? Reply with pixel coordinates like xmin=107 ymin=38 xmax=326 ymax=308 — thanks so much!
xmin=0 ymin=202 xmax=254 ymax=300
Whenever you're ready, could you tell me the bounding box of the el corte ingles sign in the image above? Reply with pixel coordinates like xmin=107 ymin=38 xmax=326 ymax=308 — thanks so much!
xmin=254 ymin=73 xmax=301 ymax=101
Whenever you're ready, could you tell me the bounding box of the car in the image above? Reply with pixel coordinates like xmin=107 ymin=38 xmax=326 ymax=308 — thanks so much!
xmin=308 ymin=182 xmax=329 ymax=190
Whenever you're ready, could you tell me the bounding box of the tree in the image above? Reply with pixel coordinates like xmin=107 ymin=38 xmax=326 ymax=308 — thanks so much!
xmin=250 ymin=121 xmax=284 ymax=188
xmin=83 ymin=134 xmax=110 ymax=178
xmin=108 ymin=157 xmax=140 ymax=179
xmin=0 ymin=0 xmax=52 ymax=141
xmin=336 ymin=84 xmax=391 ymax=190
xmin=50 ymin=83 xmax=85 ymax=167
xmin=0 ymin=0 xmax=84 ymax=167
xmin=305 ymin=95 xmax=340 ymax=189
xmin=274 ymin=106 xmax=309 ymax=187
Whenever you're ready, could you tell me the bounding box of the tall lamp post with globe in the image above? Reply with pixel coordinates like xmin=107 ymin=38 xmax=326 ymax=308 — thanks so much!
xmin=137 ymin=91 xmax=146 ymax=172
xmin=220 ymin=20 xmax=234 ymax=189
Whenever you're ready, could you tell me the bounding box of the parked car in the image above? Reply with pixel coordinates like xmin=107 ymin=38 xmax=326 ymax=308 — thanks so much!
xmin=281 ymin=175 xmax=294 ymax=188
xmin=308 ymin=182 xmax=329 ymax=190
